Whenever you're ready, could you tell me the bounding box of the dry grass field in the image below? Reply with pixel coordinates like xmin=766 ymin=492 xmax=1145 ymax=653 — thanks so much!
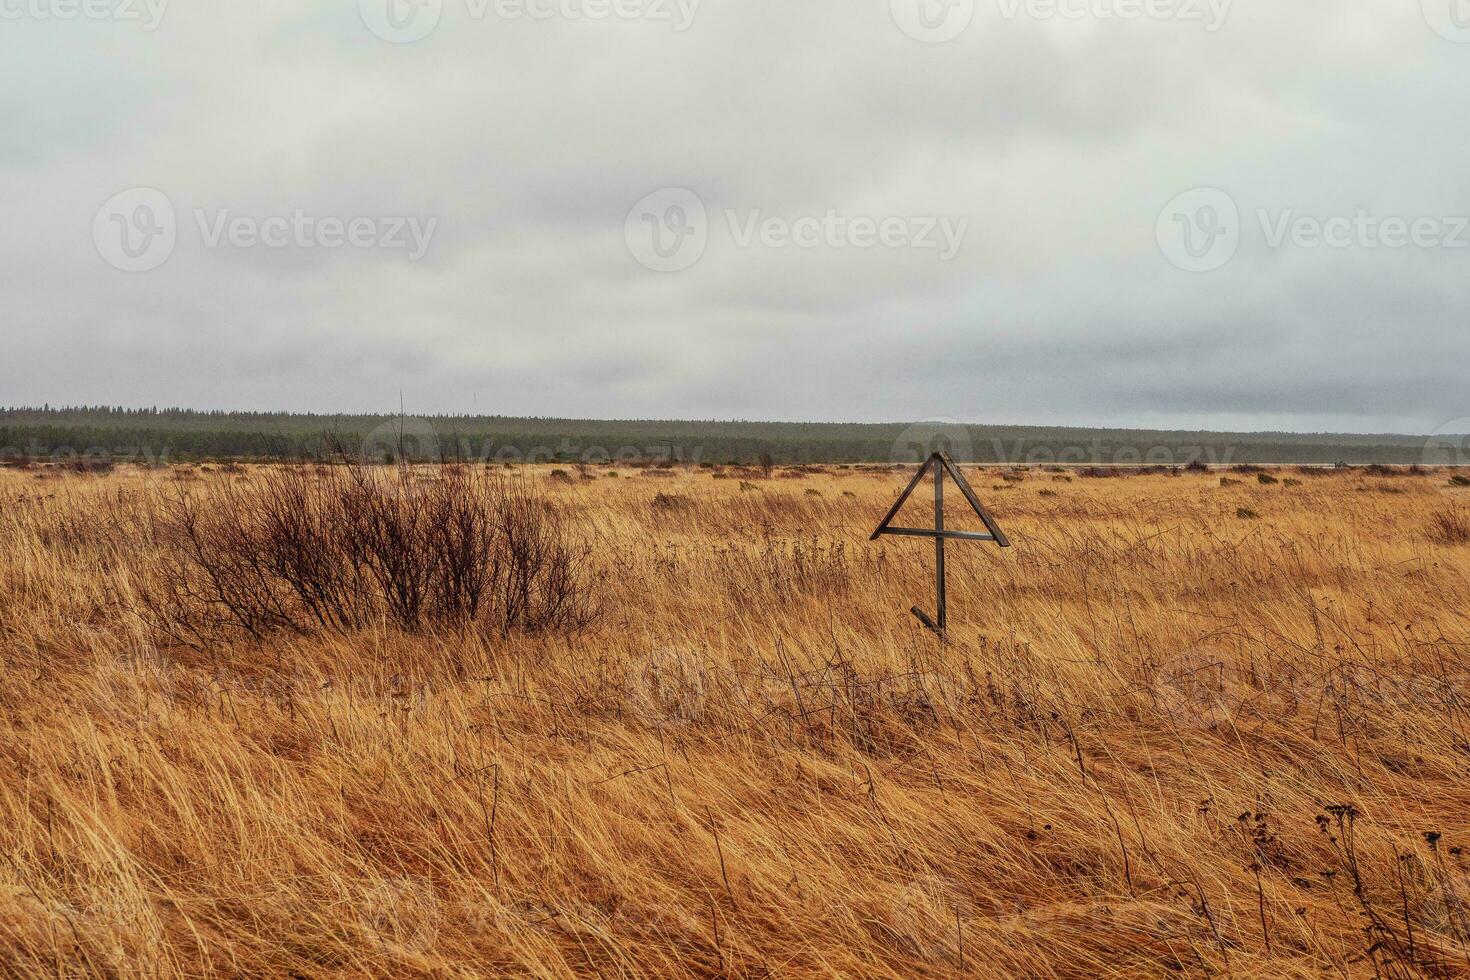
xmin=3 ymin=461 xmax=1470 ymax=978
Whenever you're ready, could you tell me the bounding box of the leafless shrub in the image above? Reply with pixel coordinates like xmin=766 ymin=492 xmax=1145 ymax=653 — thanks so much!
xmin=149 ymin=465 xmax=601 ymax=644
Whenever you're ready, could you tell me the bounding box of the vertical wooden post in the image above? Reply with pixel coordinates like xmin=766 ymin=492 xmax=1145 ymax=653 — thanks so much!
xmin=933 ymin=457 xmax=946 ymax=632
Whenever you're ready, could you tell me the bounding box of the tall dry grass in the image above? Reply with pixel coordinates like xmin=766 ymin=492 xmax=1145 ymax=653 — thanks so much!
xmin=1 ymin=462 xmax=1470 ymax=977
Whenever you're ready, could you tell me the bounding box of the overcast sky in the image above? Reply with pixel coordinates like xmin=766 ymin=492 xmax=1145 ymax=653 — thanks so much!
xmin=3 ymin=0 xmax=1467 ymax=433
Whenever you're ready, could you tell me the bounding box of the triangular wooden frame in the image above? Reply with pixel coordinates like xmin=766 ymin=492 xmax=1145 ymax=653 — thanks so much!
xmin=871 ymin=453 xmax=1010 ymax=546
xmin=870 ymin=452 xmax=1010 ymax=633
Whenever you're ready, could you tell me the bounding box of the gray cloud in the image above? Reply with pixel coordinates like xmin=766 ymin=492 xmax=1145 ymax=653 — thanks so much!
xmin=2 ymin=0 xmax=1467 ymax=433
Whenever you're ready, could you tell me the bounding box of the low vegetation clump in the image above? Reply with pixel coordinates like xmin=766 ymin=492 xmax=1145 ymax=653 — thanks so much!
xmin=1429 ymin=506 xmax=1470 ymax=545
xmin=651 ymin=492 xmax=690 ymax=512
xmin=149 ymin=464 xmax=600 ymax=643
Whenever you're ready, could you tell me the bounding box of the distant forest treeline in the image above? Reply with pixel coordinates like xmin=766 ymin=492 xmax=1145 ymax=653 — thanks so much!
xmin=0 ymin=406 xmax=1456 ymax=466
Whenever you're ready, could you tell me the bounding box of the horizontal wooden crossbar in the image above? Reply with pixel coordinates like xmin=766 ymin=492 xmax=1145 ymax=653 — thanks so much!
xmin=878 ymin=527 xmax=998 ymax=542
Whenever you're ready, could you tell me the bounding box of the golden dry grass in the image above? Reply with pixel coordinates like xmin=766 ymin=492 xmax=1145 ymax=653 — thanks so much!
xmin=3 ymin=462 xmax=1470 ymax=977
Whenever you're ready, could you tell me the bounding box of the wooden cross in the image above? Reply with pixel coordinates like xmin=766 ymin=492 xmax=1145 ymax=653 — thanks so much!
xmin=870 ymin=452 xmax=1011 ymax=634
